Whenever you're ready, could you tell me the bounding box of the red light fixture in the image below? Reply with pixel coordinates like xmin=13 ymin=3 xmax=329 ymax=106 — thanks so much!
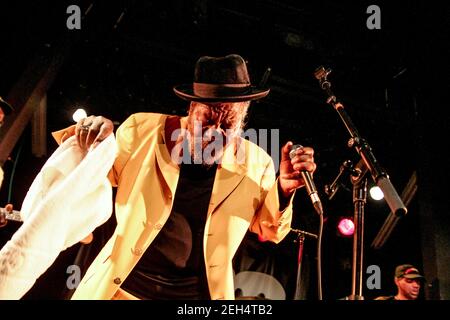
xmin=337 ymin=217 xmax=354 ymax=237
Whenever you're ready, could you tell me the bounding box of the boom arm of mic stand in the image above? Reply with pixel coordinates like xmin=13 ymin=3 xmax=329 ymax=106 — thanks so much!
xmin=371 ymin=171 xmax=418 ymax=249
xmin=291 ymin=228 xmax=318 ymax=239
xmin=348 ymin=132 xmax=407 ymax=217
xmin=314 ymin=66 xmax=407 ymax=218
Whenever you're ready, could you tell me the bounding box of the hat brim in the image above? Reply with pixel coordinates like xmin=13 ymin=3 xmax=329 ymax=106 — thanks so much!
xmin=403 ymin=274 xmax=424 ymax=280
xmin=0 ymin=98 xmax=14 ymax=115
xmin=173 ymin=84 xmax=270 ymax=102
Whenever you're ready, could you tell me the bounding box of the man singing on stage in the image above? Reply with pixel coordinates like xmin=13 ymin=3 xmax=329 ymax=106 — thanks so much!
xmin=56 ymin=54 xmax=317 ymax=300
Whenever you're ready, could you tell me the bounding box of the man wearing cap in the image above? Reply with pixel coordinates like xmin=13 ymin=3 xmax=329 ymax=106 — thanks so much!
xmin=0 ymin=96 xmax=14 ymax=189
xmin=54 ymin=54 xmax=317 ymax=300
xmin=375 ymin=264 xmax=425 ymax=300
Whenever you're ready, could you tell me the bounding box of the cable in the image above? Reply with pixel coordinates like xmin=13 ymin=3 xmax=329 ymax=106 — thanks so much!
xmin=316 ymin=212 xmax=324 ymax=300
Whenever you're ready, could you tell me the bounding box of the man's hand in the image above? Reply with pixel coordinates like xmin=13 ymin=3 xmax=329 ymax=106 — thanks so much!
xmin=278 ymin=141 xmax=317 ymax=199
xmin=0 ymin=203 xmax=14 ymax=227
xmin=75 ymin=116 xmax=114 ymax=151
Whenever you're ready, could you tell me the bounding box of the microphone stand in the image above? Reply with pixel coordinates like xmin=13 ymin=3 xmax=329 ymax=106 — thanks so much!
xmin=315 ymin=67 xmax=407 ymax=300
xmin=291 ymin=228 xmax=318 ymax=300
xmin=349 ymin=160 xmax=368 ymax=300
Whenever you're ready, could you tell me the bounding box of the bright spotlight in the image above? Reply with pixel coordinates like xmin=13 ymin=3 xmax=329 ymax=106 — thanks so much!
xmin=72 ymin=108 xmax=88 ymax=122
xmin=369 ymin=186 xmax=384 ymax=200
xmin=337 ymin=218 xmax=354 ymax=237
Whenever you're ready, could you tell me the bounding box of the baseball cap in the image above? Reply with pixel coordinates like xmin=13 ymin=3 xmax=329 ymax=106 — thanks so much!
xmin=395 ymin=264 xmax=424 ymax=279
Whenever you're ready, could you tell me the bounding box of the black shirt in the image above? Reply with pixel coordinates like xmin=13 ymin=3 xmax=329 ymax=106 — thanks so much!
xmin=122 ymin=163 xmax=217 ymax=299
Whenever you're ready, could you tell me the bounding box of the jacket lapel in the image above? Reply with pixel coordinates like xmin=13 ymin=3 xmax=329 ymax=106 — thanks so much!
xmin=208 ymin=138 xmax=247 ymax=215
xmin=154 ymin=116 xmax=180 ymax=197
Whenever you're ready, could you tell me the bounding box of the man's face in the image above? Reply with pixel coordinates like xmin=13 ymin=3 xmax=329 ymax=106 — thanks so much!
xmin=186 ymin=101 xmax=248 ymax=165
xmin=395 ymin=277 xmax=421 ymax=300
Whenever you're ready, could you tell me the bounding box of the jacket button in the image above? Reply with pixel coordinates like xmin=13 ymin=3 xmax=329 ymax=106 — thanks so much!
xmin=132 ymin=248 xmax=143 ymax=256
xmin=113 ymin=277 xmax=121 ymax=285
xmin=154 ymin=223 xmax=163 ymax=230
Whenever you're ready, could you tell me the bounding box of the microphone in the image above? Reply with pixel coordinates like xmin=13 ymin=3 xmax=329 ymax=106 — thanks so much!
xmin=289 ymin=144 xmax=323 ymax=215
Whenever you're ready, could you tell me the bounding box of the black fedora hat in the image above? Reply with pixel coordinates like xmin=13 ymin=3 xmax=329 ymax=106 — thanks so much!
xmin=0 ymin=96 xmax=14 ymax=115
xmin=173 ymin=54 xmax=270 ymax=102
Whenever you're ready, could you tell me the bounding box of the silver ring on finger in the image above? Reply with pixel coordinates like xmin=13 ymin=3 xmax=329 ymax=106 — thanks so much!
xmin=80 ymin=124 xmax=91 ymax=132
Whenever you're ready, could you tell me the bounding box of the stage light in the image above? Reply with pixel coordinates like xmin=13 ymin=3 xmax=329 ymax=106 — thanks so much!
xmin=337 ymin=217 xmax=354 ymax=237
xmin=72 ymin=108 xmax=87 ymax=122
xmin=369 ymin=186 xmax=384 ymax=200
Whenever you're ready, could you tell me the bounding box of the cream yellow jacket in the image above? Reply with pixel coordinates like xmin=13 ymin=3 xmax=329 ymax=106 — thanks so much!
xmin=71 ymin=112 xmax=294 ymax=300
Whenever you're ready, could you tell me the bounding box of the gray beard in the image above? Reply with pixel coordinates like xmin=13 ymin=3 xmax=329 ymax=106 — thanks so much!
xmin=189 ymin=137 xmax=224 ymax=167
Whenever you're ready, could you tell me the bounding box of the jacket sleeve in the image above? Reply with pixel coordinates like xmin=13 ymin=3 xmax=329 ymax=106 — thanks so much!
xmin=51 ymin=125 xmax=76 ymax=145
xmin=249 ymin=157 xmax=294 ymax=243
xmin=107 ymin=114 xmax=137 ymax=186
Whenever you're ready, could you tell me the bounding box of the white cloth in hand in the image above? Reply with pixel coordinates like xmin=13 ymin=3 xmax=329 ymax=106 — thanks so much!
xmin=0 ymin=135 xmax=116 ymax=299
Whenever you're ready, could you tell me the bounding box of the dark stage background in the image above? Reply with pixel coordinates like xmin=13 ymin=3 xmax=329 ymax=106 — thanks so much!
xmin=0 ymin=0 xmax=449 ymax=300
